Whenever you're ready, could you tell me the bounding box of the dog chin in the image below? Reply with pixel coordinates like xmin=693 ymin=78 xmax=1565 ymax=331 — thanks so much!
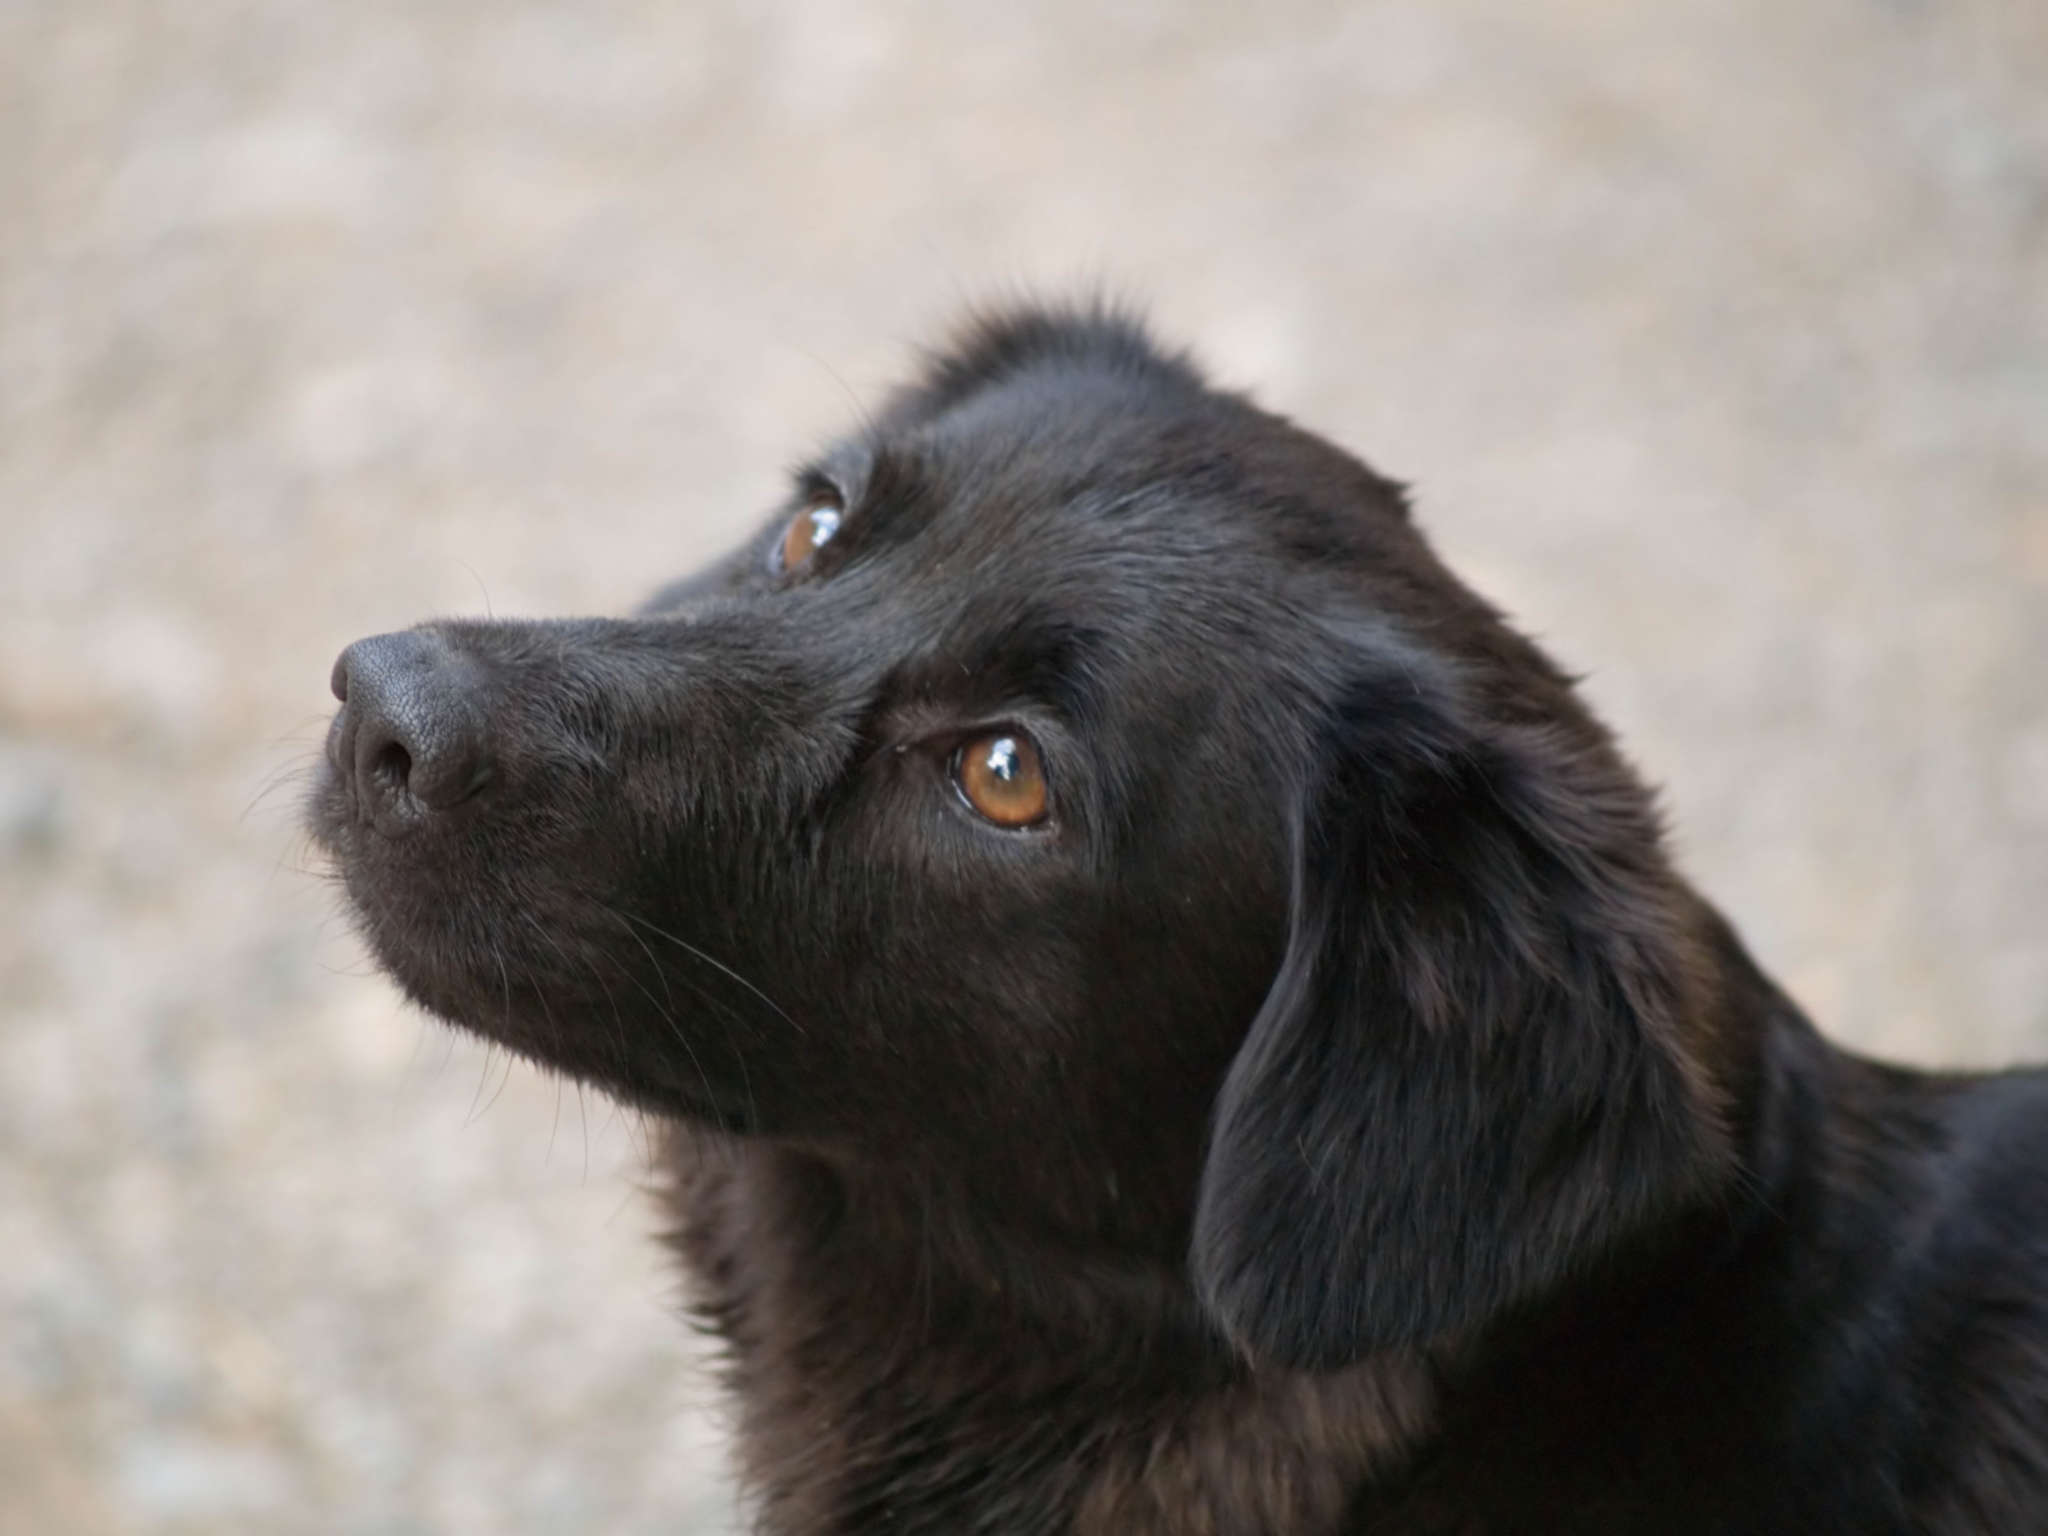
xmin=347 ymin=891 xmax=751 ymax=1129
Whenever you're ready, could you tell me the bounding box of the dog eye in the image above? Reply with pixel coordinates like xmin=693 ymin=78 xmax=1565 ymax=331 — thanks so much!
xmin=777 ymin=492 xmax=844 ymax=573
xmin=952 ymin=732 xmax=1049 ymax=829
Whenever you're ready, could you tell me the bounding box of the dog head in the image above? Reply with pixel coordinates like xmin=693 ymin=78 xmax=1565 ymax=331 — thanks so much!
xmin=310 ymin=306 xmax=1732 ymax=1367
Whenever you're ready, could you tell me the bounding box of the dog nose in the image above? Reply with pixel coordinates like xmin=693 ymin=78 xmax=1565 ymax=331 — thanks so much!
xmin=328 ymin=630 xmax=494 ymax=832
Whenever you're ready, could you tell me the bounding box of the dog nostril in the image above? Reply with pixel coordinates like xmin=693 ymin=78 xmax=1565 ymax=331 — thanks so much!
xmin=370 ymin=740 xmax=413 ymax=795
xmin=327 ymin=629 xmax=496 ymax=832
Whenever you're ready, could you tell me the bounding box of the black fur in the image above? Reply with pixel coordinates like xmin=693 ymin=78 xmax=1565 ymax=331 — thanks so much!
xmin=1194 ymin=656 xmax=1728 ymax=1368
xmin=310 ymin=304 xmax=2048 ymax=1533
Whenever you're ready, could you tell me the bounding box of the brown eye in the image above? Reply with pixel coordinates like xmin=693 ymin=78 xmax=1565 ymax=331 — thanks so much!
xmin=953 ymin=732 xmax=1049 ymax=828
xmin=778 ymin=493 xmax=843 ymax=573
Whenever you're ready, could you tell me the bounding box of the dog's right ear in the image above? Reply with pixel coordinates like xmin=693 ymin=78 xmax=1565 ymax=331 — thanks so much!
xmin=1192 ymin=649 xmax=1727 ymax=1371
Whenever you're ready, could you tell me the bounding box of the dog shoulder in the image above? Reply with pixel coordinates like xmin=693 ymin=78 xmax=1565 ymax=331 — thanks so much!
xmin=1903 ymin=1071 xmax=2048 ymax=1527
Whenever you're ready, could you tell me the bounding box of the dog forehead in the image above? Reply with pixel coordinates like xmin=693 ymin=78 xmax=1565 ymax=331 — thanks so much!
xmin=798 ymin=327 xmax=1421 ymax=704
xmin=843 ymin=430 xmax=1270 ymax=658
xmin=856 ymin=373 xmax=1257 ymax=571
xmin=850 ymin=304 xmax=1413 ymax=580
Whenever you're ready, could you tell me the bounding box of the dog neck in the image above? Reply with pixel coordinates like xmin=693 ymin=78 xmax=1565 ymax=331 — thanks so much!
xmin=655 ymin=915 xmax=1897 ymax=1535
xmin=660 ymin=1127 xmax=1435 ymax=1535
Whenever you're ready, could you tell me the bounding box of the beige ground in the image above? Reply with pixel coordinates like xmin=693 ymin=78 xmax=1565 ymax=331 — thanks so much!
xmin=2 ymin=3 xmax=2044 ymax=1531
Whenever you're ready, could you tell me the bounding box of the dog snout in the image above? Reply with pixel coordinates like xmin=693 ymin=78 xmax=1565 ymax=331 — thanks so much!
xmin=328 ymin=630 xmax=494 ymax=834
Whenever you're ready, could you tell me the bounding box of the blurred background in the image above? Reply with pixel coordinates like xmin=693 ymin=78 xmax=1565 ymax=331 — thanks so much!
xmin=2 ymin=1 xmax=2044 ymax=1530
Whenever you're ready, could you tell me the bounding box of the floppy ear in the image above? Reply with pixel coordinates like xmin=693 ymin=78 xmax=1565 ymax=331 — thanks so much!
xmin=1192 ymin=655 xmax=1727 ymax=1371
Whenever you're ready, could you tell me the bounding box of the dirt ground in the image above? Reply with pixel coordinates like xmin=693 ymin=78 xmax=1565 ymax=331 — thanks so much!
xmin=2 ymin=3 xmax=2043 ymax=1531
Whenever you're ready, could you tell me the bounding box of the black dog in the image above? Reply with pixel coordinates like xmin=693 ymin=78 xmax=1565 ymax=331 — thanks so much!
xmin=311 ymin=307 xmax=2048 ymax=1533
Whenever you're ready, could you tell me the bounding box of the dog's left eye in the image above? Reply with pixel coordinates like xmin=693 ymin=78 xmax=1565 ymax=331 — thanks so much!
xmin=777 ymin=492 xmax=844 ymax=574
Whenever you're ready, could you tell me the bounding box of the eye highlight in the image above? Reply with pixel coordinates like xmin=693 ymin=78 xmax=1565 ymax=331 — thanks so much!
xmin=952 ymin=732 xmax=1049 ymax=829
xmin=777 ymin=491 xmax=844 ymax=573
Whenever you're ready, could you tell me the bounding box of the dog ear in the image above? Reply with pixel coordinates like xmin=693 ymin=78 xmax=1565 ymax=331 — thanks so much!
xmin=1192 ymin=653 xmax=1726 ymax=1371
